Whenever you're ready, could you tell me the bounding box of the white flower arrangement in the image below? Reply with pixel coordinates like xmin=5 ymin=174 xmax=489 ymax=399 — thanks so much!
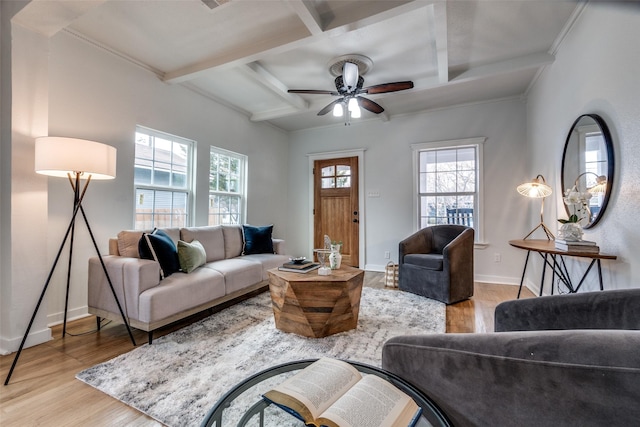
xmin=559 ymin=187 xmax=592 ymax=225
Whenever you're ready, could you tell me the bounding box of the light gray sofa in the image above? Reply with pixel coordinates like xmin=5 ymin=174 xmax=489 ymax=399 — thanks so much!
xmin=88 ymin=225 xmax=289 ymax=344
xmin=382 ymin=288 xmax=640 ymax=426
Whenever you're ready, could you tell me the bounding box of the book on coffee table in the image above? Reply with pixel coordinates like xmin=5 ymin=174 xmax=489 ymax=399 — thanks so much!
xmin=262 ymin=358 xmax=422 ymax=427
xmin=278 ymin=262 xmax=320 ymax=273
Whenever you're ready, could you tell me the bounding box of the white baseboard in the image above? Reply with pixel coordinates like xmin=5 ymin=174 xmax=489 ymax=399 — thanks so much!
xmin=0 ymin=327 xmax=52 ymax=355
xmin=47 ymin=305 xmax=90 ymax=326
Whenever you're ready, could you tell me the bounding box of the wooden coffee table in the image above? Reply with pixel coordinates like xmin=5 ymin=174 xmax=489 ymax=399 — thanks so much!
xmin=267 ymin=265 xmax=365 ymax=338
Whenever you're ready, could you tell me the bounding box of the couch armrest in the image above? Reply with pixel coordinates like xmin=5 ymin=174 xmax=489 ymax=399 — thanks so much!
xmin=88 ymin=255 xmax=160 ymax=320
xmin=495 ymin=288 xmax=640 ymax=332
xmin=382 ymin=332 xmax=640 ymax=427
xmin=272 ymin=239 xmax=286 ymax=255
xmin=442 ymin=228 xmax=474 ymax=270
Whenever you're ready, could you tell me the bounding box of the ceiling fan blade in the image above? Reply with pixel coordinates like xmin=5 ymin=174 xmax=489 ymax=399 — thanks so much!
xmin=363 ymin=81 xmax=414 ymax=94
xmin=318 ymin=99 xmax=343 ymax=116
xmin=358 ymin=97 xmax=384 ymax=114
xmin=288 ymin=89 xmax=339 ymax=95
xmin=343 ymin=62 xmax=359 ymax=92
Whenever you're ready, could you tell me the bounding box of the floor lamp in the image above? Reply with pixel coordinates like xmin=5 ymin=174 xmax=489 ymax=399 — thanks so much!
xmin=517 ymin=174 xmax=555 ymax=240
xmin=4 ymin=137 xmax=136 ymax=385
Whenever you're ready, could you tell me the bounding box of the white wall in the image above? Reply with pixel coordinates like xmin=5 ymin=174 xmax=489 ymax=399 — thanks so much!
xmin=288 ymin=97 xmax=530 ymax=284
xmin=527 ymin=3 xmax=640 ymax=292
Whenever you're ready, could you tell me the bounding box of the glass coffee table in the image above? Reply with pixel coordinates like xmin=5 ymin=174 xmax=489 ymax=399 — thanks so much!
xmin=200 ymin=359 xmax=451 ymax=427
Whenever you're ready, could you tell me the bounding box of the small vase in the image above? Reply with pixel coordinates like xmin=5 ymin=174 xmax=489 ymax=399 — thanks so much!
xmin=558 ymin=222 xmax=584 ymax=241
xmin=329 ymin=250 xmax=342 ymax=269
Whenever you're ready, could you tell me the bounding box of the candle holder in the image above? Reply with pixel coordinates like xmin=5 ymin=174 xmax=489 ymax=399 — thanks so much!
xmin=314 ymin=249 xmax=334 ymax=275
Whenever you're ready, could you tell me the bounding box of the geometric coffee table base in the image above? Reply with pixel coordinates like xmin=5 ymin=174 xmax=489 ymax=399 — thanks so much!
xmin=267 ymin=266 xmax=365 ymax=338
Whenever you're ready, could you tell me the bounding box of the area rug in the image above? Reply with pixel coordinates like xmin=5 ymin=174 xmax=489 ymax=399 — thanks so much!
xmin=76 ymin=287 xmax=444 ymax=426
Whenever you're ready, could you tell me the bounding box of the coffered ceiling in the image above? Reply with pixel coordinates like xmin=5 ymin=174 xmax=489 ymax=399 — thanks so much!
xmin=16 ymin=0 xmax=582 ymax=131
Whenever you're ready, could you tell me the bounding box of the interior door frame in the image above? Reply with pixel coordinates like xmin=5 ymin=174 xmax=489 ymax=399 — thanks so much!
xmin=308 ymin=149 xmax=366 ymax=268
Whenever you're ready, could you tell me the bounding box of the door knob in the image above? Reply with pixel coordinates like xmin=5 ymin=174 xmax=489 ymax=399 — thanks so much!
xmin=353 ymin=219 xmax=359 ymax=223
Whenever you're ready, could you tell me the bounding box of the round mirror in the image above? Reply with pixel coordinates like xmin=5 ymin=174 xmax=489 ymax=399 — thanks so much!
xmin=561 ymin=114 xmax=614 ymax=229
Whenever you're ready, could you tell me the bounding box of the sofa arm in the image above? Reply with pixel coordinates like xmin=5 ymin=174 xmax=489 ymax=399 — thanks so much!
xmin=495 ymin=288 xmax=640 ymax=332
xmin=382 ymin=332 xmax=640 ymax=427
xmin=88 ymin=255 xmax=160 ymax=320
xmin=272 ymin=239 xmax=286 ymax=255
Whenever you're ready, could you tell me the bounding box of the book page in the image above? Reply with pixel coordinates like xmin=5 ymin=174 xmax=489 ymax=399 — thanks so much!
xmin=318 ymin=374 xmax=421 ymax=427
xmin=266 ymin=358 xmax=361 ymax=420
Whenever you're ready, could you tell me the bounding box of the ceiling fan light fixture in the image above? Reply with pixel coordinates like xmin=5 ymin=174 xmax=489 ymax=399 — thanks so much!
xmin=333 ymin=102 xmax=344 ymax=117
xmin=348 ymin=98 xmax=361 ymax=118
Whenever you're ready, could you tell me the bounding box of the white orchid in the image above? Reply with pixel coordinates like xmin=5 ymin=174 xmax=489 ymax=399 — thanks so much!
xmin=559 ymin=187 xmax=592 ymax=224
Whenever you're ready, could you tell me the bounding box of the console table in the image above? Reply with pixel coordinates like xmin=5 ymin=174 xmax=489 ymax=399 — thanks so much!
xmin=509 ymin=239 xmax=617 ymax=298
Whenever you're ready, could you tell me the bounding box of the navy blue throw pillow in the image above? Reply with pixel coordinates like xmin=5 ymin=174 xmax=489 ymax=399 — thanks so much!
xmin=242 ymin=224 xmax=274 ymax=255
xmin=139 ymin=229 xmax=180 ymax=279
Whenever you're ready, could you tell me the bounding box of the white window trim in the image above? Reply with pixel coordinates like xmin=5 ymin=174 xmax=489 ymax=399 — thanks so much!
xmin=209 ymin=146 xmax=247 ymax=225
xmin=134 ymin=126 xmax=196 ymax=229
xmin=411 ymin=137 xmax=488 ymax=249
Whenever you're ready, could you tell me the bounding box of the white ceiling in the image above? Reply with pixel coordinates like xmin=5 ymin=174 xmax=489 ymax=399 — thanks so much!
xmin=20 ymin=0 xmax=582 ymax=132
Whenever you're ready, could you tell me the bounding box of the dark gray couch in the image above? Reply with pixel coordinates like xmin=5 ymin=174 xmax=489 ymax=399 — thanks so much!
xmin=382 ymin=288 xmax=640 ymax=426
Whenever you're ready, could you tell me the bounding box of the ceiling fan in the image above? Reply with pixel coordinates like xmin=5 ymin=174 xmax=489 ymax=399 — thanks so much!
xmin=287 ymin=55 xmax=414 ymax=121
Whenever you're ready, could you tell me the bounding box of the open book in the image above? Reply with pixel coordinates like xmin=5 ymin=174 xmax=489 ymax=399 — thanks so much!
xmin=262 ymin=358 xmax=422 ymax=427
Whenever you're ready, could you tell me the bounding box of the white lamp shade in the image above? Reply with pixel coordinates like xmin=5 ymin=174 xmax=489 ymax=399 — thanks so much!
xmin=516 ymin=175 xmax=552 ymax=198
xmin=35 ymin=137 xmax=117 ymax=180
xmin=332 ymin=102 xmax=344 ymax=117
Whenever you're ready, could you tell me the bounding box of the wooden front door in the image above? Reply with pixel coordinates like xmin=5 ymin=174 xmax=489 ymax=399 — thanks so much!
xmin=314 ymin=157 xmax=359 ymax=267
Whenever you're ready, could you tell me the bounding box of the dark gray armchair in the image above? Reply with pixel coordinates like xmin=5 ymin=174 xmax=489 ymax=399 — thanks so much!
xmin=398 ymin=225 xmax=474 ymax=304
xmin=382 ymin=288 xmax=640 ymax=426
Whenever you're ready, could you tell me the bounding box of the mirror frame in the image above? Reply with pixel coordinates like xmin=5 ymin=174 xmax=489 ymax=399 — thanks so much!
xmin=560 ymin=114 xmax=614 ymax=229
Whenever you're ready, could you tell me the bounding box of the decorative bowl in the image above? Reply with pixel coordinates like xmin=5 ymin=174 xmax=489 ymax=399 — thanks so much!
xmin=289 ymin=257 xmax=307 ymax=264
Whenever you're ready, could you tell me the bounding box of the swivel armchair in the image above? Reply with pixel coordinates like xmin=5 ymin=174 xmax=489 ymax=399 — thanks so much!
xmin=398 ymin=225 xmax=474 ymax=304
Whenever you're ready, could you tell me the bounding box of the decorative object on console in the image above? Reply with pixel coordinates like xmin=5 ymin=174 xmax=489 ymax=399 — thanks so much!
xmin=516 ymin=174 xmax=554 ymax=240
xmin=329 ymin=243 xmax=342 ymax=269
xmin=5 ymin=137 xmax=136 ymax=385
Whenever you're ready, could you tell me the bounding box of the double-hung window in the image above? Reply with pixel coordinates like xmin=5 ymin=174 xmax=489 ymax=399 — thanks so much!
xmin=209 ymin=147 xmax=246 ymax=225
xmin=413 ymin=138 xmax=485 ymax=242
xmin=134 ymin=126 xmax=194 ymax=229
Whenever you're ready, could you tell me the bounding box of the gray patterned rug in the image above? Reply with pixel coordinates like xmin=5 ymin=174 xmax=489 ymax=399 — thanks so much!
xmin=76 ymin=287 xmax=445 ymax=427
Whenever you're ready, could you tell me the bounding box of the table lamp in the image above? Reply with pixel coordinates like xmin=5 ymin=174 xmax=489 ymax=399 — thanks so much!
xmin=517 ymin=174 xmax=554 ymax=240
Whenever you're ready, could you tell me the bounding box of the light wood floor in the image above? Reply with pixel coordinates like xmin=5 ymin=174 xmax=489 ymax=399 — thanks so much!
xmin=0 ymin=274 xmax=534 ymax=426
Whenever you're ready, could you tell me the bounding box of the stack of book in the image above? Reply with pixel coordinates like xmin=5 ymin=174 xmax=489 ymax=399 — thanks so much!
xmin=278 ymin=260 xmax=321 ymax=273
xmin=554 ymin=239 xmax=599 ymax=253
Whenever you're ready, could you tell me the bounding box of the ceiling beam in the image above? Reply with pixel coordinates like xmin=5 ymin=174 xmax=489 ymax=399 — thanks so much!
xmin=286 ymin=0 xmax=324 ymax=36
xmin=450 ymin=52 xmax=555 ymax=84
xmin=431 ymin=1 xmax=449 ymax=84
xmin=12 ymin=0 xmax=108 ymax=37
xmin=240 ymin=62 xmax=309 ymax=110
xmin=163 ymin=0 xmax=432 ymax=84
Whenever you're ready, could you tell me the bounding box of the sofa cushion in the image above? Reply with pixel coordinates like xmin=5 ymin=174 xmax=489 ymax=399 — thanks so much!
xmin=117 ymin=230 xmax=145 ymax=258
xmin=181 ymin=226 xmax=225 ymax=262
xmin=242 ymin=224 xmax=274 ymax=255
xmin=242 ymin=253 xmax=290 ymax=280
xmin=404 ymin=253 xmax=444 ymax=270
xmin=138 ymin=268 xmax=226 ymax=323
xmin=139 ymin=229 xmax=180 ymax=279
xmin=222 ymin=225 xmax=244 ymax=258
xmin=177 ymin=240 xmax=207 ymax=273
xmin=204 ymin=258 xmax=263 ymax=294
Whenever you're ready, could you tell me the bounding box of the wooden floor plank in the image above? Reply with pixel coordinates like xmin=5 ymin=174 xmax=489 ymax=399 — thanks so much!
xmin=1 ymin=274 xmax=533 ymax=426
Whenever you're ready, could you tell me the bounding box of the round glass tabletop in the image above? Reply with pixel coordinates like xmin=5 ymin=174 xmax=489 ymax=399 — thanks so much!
xmin=200 ymin=359 xmax=451 ymax=427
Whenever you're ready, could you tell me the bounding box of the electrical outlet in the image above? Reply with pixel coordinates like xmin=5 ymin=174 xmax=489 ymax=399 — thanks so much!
xmin=384 ymin=251 xmax=390 ymax=259
xmin=494 ymin=253 xmax=501 ymax=262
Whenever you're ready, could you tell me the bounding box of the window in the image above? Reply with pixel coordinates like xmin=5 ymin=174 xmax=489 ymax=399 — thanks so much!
xmin=209 ymin=147 xmax=246 ymax=225
xmin=134 ymin=127 xmax=194 ymax=229
xmin=321 ymin=164 xmax=352 ymax=188
xmin=412 ymin=138 xmax=485 ymax=242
